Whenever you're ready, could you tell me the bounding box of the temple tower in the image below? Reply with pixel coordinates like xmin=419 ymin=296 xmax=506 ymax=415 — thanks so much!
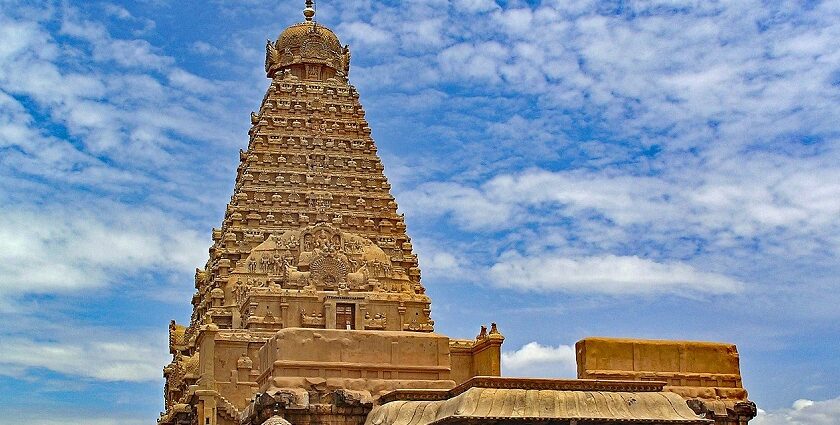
xmin=192 ymin=2 xmax=430 ymax=334
xmin=181 ymin=1 xmax=432 ymax=340
xmin=160 ymin=4 xmax=503 ymax=425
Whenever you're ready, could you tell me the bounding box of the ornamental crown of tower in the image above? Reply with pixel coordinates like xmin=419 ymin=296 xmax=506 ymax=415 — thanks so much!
xmin=265 ymin=1 xmax=350 ymax=80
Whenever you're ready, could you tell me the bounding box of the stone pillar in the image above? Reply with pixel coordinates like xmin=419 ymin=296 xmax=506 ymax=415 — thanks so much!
xmin=325 ymin=301 xmax=336 ymax=329
xmin=197 ymin=323 xmax=219 ymax=390
xmin=398 ymin=302 xmax=406 ymax=330
xmin=354 ymin=303 xmax=364 ymax=331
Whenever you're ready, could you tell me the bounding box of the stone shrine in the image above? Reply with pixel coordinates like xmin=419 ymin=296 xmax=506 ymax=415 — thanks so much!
xmin=160 ymin=3 xmax=756 ymax=425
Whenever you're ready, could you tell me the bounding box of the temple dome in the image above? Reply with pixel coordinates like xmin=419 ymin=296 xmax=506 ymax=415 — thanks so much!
xmin=265 ymin=20 xmax=350 ymax=79
xmin=265 ymin=5 xmax=350 ymax=79
xmin=277 ymin=22 xmax=343 ymax=54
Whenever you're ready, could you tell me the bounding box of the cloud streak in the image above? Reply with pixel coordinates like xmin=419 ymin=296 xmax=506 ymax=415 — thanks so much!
xmin=0 ymin=205 xmax=206 ymax=297
xmin=0 ymin=335 xmax=167 ymax=382
xmin=754 ymin=396 xmax=840 ymax=425
xmin=502 ymin=342 xmax=576 ymax=378
xmin=490 ymin=253 xmax=742 ymax=295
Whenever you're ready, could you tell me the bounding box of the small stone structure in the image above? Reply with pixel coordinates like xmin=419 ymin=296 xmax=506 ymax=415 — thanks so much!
xmin=159 ymin=3 xmax=756 ymax=425
xmin=577 ymin=338 xmax=757 ymax=424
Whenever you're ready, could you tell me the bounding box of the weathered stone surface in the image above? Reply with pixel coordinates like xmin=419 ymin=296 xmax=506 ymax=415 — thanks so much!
xmin=368 ymin=377 xmax=712 ymax=425
xmin=332 ymin=389 xmax=373 ymax=407
xmin=576 ymin=337 xmax=755 ymax=425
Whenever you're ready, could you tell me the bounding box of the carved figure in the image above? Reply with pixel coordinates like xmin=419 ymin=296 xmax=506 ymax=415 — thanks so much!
xmin=342 ymin=45 xmax=351 ymax=75
xmin=347 ymin=265 xmax=369 ymax=289
xmin=272 ymin=252 xmax=283 ymax=273
xmin=300 ymin=308 xmax=325 ymax=327
xmin=282 ymin=263 xmax=310 ymax=287
xmin=265 ymin=40 xmax=280 ymax=74
xmin=364 ymin=311 xmax=386 ymax=330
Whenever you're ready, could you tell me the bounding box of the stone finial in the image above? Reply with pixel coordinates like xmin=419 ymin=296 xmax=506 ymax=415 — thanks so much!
xmin=482 ymin=322 xmax=504 ymax=342
xmin=304 ymin=0 xmax=315 ymax=21
xmin=477 ymin=325 xmax=488 ymax=340
xmin=489 ymin=322 xmax=503 ymax=337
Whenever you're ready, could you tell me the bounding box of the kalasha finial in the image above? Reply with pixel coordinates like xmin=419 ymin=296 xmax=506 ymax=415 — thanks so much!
xmin=304 ymin=0 xmax=315 ymax=21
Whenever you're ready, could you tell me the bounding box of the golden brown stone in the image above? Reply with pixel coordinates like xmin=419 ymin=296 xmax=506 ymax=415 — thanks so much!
xmin=370 ymin=377 xmax=715 ymax=425
xmin=576 ymin=337 xmax=755 ymax=425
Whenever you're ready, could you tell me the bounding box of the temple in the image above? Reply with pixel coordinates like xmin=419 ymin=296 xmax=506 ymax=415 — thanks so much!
xmin=160 ymin=3 xmax=757 ymax=425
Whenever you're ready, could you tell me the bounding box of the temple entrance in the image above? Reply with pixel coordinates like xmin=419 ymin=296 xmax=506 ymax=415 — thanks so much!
xmin=335 ymin=303 xmax=355 ymax=329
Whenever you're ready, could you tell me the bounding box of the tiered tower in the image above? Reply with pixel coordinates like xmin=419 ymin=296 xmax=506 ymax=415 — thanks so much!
xmin=161 ymin=4 xmax=502 ymax=425
xmin=189 ymin=4 xmax=430 ymax=336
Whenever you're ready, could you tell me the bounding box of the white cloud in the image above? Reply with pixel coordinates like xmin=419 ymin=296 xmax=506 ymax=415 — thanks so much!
xmin=399 ymin=18 xmax=447 ymax=49
xmin=402 ymin=181 xmax=515 ymax=231
xmin=490 ymin=253 xmax=743 ymax=295
xmin=0 ymin=2 xmax=244 ymax=202
xmin=0 ymin=206 xmax=207 ymax=297
xmin=338 ymin=21 xmax=393 ymax=47
xmin=59 ymin=6 xmax=171 ymax=70
xmin=0 ymin=314 xmax=169 ymax=383
xmin=402 ymin=160 xmax=836 ymax=300
xmin=403 ymin=165 xmax=840 ymax=259
xmin=413 ymin=238 xmax=477 ymax=283
xmin=0 ymin=335 xmax=167 ymax=382
xmin=753 ymin=396 xmax=840 ymax=425
xmin=492 ymin=8 xmax=534 ymax=36
xmin=454 ymin=0 xmax=500 ymax=14
xmin=502 ymin=341 xmax=576 ymax=378
xmin=438 ymin=41 xmax=509 ymax=83
xmin=190 ymin=40 xmax=223 ymax=56
xmin=102 ymin=4 xmax=132 ymax=20
xmin=0 ymin=0 xmax=242 ymax=300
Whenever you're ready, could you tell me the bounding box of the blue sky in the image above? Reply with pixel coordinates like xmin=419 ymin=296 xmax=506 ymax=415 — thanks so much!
xmin=0 ymin=1 xmax=838 ymax=424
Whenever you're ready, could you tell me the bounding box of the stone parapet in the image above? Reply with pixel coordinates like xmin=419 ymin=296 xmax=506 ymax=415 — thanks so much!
xmin=256 ymin=328 xmax=455 ymax=396
xmin=448 ymin=323 xmax=504 ymax=384
xmin=576 ymin=337 xmax=755 ymax=425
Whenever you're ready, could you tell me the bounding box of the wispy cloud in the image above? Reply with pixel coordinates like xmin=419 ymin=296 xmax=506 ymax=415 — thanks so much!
xmin=754 ymin=396 xmax=840 ymax=425
xmin=0 ymin=205 xmax=206 ymax=297
xmin=502 ymin=341 xmax=576 ymax=378
xmin=0 ymin=312 xmax=168 ymax=383
xmin=0 ymin=334 xmax=167 ymax=382
xmin=0 ymin=2 xmax=247 ymax=215
xmin=0 ymin=2 xmax=248 ymax=301
xmin=404 ymin=168 xmax=840 ymax=251
xmin=490 ymin=253 xmax=743 ymax=295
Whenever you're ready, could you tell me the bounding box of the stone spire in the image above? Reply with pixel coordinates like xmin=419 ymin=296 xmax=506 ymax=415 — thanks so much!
xmin=185 ymin=14 xmax=430 ymax=338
